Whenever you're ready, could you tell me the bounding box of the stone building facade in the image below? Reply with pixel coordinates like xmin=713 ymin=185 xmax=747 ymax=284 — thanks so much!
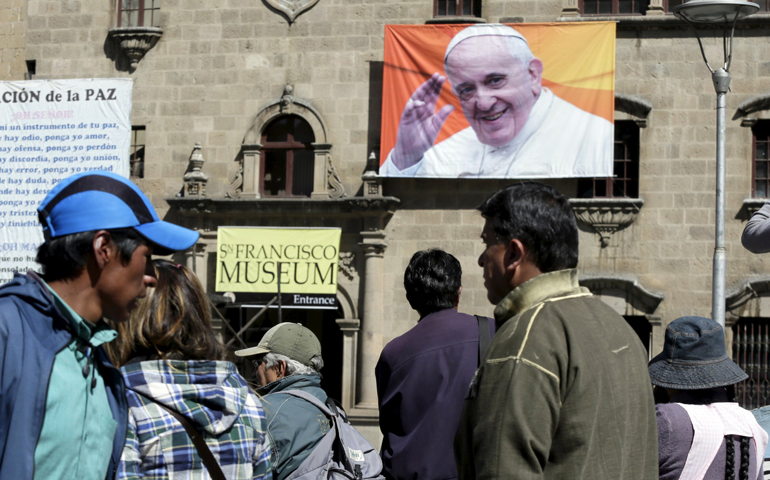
xmin=6 ymin=0 xmax=770 ymax=441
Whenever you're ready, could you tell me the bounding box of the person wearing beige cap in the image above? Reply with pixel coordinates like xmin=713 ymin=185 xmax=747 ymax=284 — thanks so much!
xmin=235 ymin=323 xmax=328 ymax=480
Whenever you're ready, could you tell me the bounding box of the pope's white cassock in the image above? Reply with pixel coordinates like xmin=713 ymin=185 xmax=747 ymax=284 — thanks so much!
xmin=380 ymin=88 xmax=614 ymax=179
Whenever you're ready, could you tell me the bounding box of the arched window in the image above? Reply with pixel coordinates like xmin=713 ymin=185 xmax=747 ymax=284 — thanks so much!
xmin=260 ymin=115 xmax=315 ymax=197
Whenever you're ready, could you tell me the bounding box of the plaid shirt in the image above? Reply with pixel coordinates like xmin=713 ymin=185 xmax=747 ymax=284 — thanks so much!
xmin=117 ymin=360 xmax=272 ymax=480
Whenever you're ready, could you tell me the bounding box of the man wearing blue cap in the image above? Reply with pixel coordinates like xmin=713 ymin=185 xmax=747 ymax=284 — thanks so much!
xmin=0 ymin=171 xmax=199 ymax=480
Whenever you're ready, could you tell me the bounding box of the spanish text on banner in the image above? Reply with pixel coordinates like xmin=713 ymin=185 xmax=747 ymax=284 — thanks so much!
xmin=0 ymin=78 xmax=132 ymax=283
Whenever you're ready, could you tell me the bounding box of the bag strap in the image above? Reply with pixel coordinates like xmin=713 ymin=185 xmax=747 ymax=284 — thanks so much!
xmin=281 ymin=389 xmax=334 ymax=417
xmin=134 ymin=391 xmax=226 ymax=480
xmin=475 ymin=315 xmax=492 ymax=366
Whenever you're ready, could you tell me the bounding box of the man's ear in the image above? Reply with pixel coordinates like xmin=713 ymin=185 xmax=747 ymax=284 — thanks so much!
xmin=504 ymin=238 xmax=528 ymax=277
xmin=276 ymin=360 xmax=287 ymax=379
xmin=528 ymin=58 xmax=544 ymax=97
xmin=92 ymin=230 xmax=115 ymax=269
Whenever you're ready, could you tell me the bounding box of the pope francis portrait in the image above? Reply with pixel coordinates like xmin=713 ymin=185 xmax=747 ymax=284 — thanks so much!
xmin=380 ymin=24 xmax=613 ymax=179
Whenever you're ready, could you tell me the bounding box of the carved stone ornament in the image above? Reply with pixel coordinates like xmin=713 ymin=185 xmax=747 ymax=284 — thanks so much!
xmin=183 ymin=143 xmax=209 ymax=197
xmin=280 ymin=84 xmax=294 ymax=113
xmin=327 ymin=155 xmax=346 ymax=199
xmin=266 ymin=0 xmax=319 ymax=24
xmin=227 ymin=158 xmax=244 ymax=198
xmin=108 ymin=27 xmax=163 ymax=71
xmin=338 ymin=252 xmax=357 ymax=281
xmin=570 ymin=198 xmax=644 ymax=247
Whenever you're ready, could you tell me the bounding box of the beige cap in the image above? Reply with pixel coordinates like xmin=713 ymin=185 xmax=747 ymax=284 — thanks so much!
xmin=234 ymin=323 xmax=322 ymax=367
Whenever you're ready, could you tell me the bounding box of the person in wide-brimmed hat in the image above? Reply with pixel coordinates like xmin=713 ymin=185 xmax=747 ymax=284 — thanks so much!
xmin=651 ymin=316 xmax=769 ymax=480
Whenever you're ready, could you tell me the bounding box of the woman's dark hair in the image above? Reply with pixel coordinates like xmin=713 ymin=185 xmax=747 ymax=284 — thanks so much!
xmin=36 ymin=228 xmax=145 ymax=281
xmin=724 ymin=435 xmax=751 ymax=480
xmin=477 ymin=182 xmax=578 ymax=273
xmin=106 ymin=259 xmax=232 ymax=366
xmin=404 ymin=249 xmax=462 ymax=317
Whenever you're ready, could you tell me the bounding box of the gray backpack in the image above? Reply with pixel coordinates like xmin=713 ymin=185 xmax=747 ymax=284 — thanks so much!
xmin=282 ymin=389 xmax=385 ymax=480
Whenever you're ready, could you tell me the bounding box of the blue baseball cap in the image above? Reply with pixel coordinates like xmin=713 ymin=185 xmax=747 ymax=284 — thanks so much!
xmin=37 ymin=171 xmax=199 ymax=255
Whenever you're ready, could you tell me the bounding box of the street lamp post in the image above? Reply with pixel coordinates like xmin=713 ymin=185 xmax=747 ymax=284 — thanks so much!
xmin=673 ymin=0 xmax=758 ymax=328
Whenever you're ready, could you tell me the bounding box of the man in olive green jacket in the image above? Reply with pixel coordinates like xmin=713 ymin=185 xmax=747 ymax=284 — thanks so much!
xmin=454 ymin=182 xmax=657 ymax=479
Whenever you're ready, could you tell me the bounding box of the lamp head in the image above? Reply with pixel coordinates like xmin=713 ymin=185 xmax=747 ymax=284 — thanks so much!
xmin=673 ymin=0 xmax=759 ymax=23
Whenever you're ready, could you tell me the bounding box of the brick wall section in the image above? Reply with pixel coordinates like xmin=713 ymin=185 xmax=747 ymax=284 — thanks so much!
xmin=0 ymin=0 xmax=28 ymax=81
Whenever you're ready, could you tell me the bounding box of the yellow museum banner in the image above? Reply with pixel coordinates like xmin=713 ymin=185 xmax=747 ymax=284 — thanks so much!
xmin=216 ymin=227 xmax=342 ymax=294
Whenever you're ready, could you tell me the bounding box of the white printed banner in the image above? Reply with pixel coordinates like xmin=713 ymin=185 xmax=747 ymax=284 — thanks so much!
xmin=0 ymin=78 xmax=132 ymax=283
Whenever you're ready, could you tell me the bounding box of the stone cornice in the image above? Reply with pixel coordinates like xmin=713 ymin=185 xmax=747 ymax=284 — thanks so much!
xmin=580 ymin=274 xmax=665 ymax=314
xmin=726 ymin=276 xmax=770 ymax=313
xmin=557 ymin=13 xmax=770 ymax=30
xmin=165 ymin=196 xmax=400 ymax=218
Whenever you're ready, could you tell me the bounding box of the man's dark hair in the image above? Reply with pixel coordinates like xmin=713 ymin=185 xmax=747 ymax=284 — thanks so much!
xmin=477 ymin=182 xmax=578 ymax=273
xmin=36 ymin=228 xmax=147 ymax=281
xmin=404 ymin=249 xmax=462 ymax=317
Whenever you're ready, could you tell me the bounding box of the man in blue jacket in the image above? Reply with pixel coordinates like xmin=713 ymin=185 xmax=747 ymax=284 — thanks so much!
xmin=0 ymin=171 xmax=199 ymax=480
xmin=375 ymin=249 xmax=495 ymax=480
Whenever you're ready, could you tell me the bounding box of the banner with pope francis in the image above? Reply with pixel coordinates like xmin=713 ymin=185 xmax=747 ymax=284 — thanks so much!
xmin=379 ymin=22 xmax=616 ymax=179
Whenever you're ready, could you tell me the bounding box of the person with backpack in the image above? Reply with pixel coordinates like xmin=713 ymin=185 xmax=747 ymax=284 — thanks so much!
xmin=651 ymin=316 xmax=769 ymax=480
xmin=236 ymin=323 xmax=332 ymax=480
xmin=237 ymin=322 xmax=383 ymax=480
xmin=375 ymin=249 xmax=495 ymax=480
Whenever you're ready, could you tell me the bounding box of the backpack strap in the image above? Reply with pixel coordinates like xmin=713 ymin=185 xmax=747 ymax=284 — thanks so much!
xmin=134 ymin=391 xmax=226 ymax=480
xmin=475 ymin=315 xmax=492 ymax=366
xmin=281 ymin=389 xmax=334 ymax=417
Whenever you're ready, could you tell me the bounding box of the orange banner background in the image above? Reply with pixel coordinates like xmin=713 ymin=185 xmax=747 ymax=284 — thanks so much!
xmin=380 ymin=22 xmax=616 ymax=166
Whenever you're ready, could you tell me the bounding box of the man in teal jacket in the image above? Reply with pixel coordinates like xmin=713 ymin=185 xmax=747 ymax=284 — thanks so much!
xmin=0 ymin=171 xmax=198 ymax=480
xmin=237 ymin=322 xmax=329 ymax=480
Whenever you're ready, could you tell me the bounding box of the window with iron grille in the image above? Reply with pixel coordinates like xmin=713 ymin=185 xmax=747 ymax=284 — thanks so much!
xmin=732 ymin=317 xmax=770 ymax=410
xmin=129 ymin=126 xmax=145 ymax=179
xmin=577 ymin=120 xmax=640 ymax=198
xmin=118 ymin=0 xmax=161 ymax=28
xmin=260 ymin=115 xmax=315 ymax=197
xmin=434 ymin=0 xmax=481 ymax=17
xmin=580 ymin=0 xmax=646 ymax=15
xmin=753 ymin=121 xmax=770 ymax=198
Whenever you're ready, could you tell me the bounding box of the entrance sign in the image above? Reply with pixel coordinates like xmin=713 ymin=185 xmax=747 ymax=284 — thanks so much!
xmin=0 ymin=78 xmax=132 ymax=283
xmin=216 ymin=227 xmax=342 ymax=294
xmin=379 ymin=22 xmax=616 ymax=179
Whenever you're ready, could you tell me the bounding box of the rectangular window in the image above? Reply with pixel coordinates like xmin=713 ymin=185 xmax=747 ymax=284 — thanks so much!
xmin=434 ymin=0 xmax=482 ymax=17
xmin=753 ymin=121 xmax=770 ymax=198
xmin=732 ymin=318 xmax=770 ymax=410
xmin=580 ymin=0 xmax=645 ymax=15
xmin=578 ymin=120 xmax=640 ymax=199
xmin=129 ymin=126 xmax=145 ymax=179
xmin=118 ymin=0 xmax=161 ymax=28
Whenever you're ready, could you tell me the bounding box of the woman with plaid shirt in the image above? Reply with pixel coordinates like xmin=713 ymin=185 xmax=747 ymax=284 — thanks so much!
xmin=106 ymin=260 xmax=272 ymax=480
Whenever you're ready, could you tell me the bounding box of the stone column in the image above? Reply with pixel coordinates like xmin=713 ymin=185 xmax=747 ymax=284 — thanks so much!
xmin=311 ymin=143 xmax=332 ymax=198
xmin=559 ymin=0 xmax=580 ymax=17
xmin=357 ymin=230 xmax=387 ymax=407
xmin=336 ymin=318 xmax=361 ymax=411
xmin=184 ymin=242 xmax=209 ymax=288
xmin=646 ymin=0 xmax=665 ymax=15
xmin=240 ymin=144 xmax=262 ymax=199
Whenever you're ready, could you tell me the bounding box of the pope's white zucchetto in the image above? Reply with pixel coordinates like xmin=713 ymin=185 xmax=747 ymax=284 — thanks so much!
xmin=444 ymin=24 xmax=529 ymax=62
